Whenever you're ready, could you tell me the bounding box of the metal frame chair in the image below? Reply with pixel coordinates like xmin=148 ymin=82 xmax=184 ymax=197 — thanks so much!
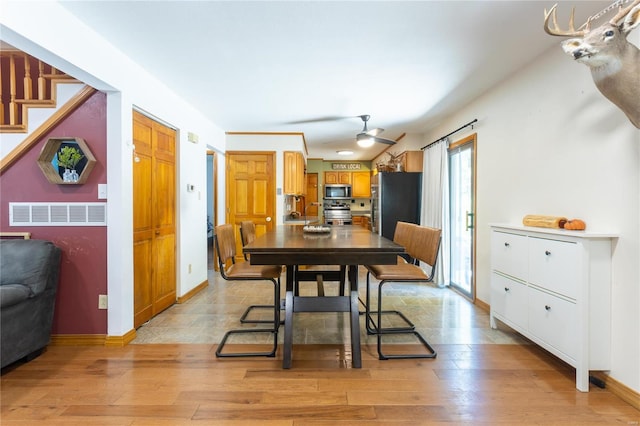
xmin=364 ymin=223 xmax=441 ymax=360
xmin=359 ymin=221 xmax=417 ymax=325
xmin=238 ymin=221 xmax=279 ymax=325
xmin=214 ymin=223 xmax=281 ymax=357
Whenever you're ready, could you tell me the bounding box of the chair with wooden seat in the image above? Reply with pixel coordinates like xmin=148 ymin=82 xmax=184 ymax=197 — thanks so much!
xmin=214 ymin=223 xmax=282 ymax=357
xmin=238 ymin=220 xmax=281 ymax=325
xmin=364 ymin=223 xmax=441 ymax=360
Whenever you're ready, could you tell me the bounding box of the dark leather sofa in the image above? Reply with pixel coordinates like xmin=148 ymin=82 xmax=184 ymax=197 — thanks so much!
xmin=1 ymin=239 xmax=62 ymax=369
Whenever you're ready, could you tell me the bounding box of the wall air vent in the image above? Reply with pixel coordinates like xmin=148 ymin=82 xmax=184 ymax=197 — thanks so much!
xmin=9 ymin=202 xmax=107 ymax=226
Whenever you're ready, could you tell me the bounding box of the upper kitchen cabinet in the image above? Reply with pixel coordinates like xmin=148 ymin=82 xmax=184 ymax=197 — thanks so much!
xmin=398 ymin=151 xmax=423 ymax=172
xmin=351 ymin=171 xmax=371 ymax=198
xmin=283 ymin=151 xmax=306 ymax=195
xmin=324 ymin=171 xmax=352 ymax=185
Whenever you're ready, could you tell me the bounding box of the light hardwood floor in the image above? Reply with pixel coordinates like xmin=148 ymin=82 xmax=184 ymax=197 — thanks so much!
xmin=2 ymin=262 xmax=639 ymax=424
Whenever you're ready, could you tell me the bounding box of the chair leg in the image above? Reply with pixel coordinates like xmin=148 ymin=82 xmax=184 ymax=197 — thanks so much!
xmin=363 ymin=277 xmax=436 ymax=360
xmin=240 ymin=305 xmax=279 ymax=324
xmin=215 ymin=278 xmax=281 ymax=358
xmin=363 ymin=272 xmax=416 ymax=335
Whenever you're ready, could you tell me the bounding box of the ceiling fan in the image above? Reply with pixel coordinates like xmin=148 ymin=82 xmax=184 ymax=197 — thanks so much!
xmin=356 ymin=115 xmax=396 ymax=147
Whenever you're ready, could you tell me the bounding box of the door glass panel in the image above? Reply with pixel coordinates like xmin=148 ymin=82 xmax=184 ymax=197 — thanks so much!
xmin=448 ymin=141 xmax=474 ymax=298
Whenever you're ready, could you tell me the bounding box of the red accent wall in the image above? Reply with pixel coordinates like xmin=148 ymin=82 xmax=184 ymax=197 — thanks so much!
xmin=0 ymin=91 xmax=108 ymax=335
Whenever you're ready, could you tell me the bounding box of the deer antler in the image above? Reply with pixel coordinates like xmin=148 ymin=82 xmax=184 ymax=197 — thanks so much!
xmin=544 ymin=4 xmax=592 ymax=37
xmin=609 ymin=0 xmax=640 ymax=24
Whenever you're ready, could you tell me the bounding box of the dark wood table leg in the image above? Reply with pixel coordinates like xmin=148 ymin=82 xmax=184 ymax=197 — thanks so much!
xmin=283 ymin=265 xmax=295 ymax=369
xmin=348 ymin=264 xmax=362 ymax=368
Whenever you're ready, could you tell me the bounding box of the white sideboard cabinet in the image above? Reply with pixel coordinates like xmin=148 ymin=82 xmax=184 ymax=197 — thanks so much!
xmin=489 ymin=224 xmax=616 ymax=392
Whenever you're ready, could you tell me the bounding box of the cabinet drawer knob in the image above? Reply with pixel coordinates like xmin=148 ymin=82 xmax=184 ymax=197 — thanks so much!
xmin=545 ymin=305 xmax=551 ymax=311
xmin=504 ymin=287 xmax=510 ymax=292
xmin=504 ymin=242 xmax=510 ymax=247
xmin=545 ymin=250 xmax=551 ymax=256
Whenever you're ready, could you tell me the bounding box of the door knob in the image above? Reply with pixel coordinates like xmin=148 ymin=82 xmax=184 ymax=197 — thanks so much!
xmin=266 ymin=217 xmax=272 ymax=222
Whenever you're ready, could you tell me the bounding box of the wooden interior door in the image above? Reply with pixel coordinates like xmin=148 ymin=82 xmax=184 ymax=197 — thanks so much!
xmin=133 ymin=111 xmax=176 ymax=328
xmin=306 ymin=173 xmax=318 ymax=217
xmin=226 ymin=151 xmax=276 ymax=260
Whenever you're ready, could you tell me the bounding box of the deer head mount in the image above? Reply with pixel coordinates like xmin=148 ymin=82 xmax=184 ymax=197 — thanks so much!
xmin=544 ymin=0 xmax=640 ymax=128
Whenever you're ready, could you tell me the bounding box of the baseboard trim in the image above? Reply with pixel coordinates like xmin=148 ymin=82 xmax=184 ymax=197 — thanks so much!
xmin=177 ymin=279 xmax=208 ymax=304
xmin=474 ymin=297 xmax=490 ymax=312
xmin=591 ymin=371 xmax=640 ymax=410
xmin=51 ymin=329 xmax=137 ymax=347
xmin=105 ymin=329 xmax=137 ymax=347
xmin=50 ymin=334 xmax=107 ymax=346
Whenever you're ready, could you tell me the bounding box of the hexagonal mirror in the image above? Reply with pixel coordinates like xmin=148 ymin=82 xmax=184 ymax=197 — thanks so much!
xmin=37 ymin=137 xmax=96 ymax=184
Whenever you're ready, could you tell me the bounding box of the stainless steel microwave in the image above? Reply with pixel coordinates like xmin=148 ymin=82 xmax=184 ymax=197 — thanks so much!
xmin=324 ymin=184 xmax=352 ymax=200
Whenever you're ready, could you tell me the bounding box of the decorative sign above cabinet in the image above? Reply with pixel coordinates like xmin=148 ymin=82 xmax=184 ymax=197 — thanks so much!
xmin=332 ymin=163 xmax=361 ymax=170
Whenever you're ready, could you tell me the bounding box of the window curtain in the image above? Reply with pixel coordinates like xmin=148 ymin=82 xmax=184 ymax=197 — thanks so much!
xmin=420 ymin=138 xmax=450 ymax=288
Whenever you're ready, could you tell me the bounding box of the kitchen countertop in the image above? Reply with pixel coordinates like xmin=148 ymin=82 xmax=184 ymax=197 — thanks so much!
xmin=351 ymin=212 xmax=371 ymax=217
xmin=283 ymin=220 xmax=321 ymax=225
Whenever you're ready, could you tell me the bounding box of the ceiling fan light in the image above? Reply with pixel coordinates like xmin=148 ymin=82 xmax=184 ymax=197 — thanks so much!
xmin=357 ymin=138 xmax=375 ymax=148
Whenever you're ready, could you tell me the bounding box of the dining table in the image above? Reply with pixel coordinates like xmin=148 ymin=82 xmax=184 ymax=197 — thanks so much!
xmin=243 ymin=224 xmax=404 ymax=368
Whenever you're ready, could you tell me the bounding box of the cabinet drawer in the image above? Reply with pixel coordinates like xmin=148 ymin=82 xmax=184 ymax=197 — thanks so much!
xmin=491 ymin=273 xmax=528 ymax=330
xmin=491 ymin=231 xmax=528 ymax=279
xmin=528 ymin=287 xmax=577 ymax=361
xmin=528 ymin=237 xmax=578 ymax=299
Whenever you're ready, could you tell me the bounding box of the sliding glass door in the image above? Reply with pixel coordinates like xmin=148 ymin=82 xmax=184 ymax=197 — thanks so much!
xmin=448 ymin=134 xmax=476 ymax=299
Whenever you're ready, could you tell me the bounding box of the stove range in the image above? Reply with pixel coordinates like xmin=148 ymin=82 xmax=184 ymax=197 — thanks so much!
xmin=323 ymin=201 xmax=352 ymax=225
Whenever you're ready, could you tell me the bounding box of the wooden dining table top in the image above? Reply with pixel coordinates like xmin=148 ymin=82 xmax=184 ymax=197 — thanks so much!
xmin=243 ymin=225 xmax=404 ymax=265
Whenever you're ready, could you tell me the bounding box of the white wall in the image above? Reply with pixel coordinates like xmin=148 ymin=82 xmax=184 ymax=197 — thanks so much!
xmin=419 ymin=43 xmax=639 ymax=392
xmin=1 ymin=1 xmax=226 ymax=335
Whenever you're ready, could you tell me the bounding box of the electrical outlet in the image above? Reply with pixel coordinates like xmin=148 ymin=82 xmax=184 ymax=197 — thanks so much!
xmin=98 ymin=294 xmax=108 ymax=309
xmin=188 ymin=264 xmax=192 ymax=274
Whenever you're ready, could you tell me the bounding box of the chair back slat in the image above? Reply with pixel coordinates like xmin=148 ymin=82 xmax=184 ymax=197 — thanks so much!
xmin=393 ymin=221 xmax=418 ymax=263
xmin=409 ymin=225 xmax=441 ymax=267
xmin=214 ymin=224 xmax=237 ymax=266
xmin=393 ymin=221 xmax=416 ymax=248
xmin=240 ymin=221 xmax=256 ymax=246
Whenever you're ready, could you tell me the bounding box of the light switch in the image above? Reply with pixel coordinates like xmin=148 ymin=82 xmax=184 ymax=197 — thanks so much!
xmin=98 ymin=184 xmax=107 ymax=199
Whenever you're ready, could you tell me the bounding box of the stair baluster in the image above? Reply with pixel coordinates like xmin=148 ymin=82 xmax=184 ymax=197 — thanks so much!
xmin=9 ymin=54 xmax=18 ymax=126
xmin=38 ymin=61 xmax=46 ymax=101
xmin=23 ymin=54 xmax=32 ymax=100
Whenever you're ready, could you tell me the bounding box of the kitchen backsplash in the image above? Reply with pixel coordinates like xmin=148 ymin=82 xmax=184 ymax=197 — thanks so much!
xmin=284 ymin=195 xmax=371 ymax=218
xmin=349 ymin=198 xmax=371 ymax=213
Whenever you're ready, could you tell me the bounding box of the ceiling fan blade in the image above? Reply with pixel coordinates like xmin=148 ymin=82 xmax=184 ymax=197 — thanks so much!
xmin=366 ymin=127 xmax=384 ymax=136
xmin=357 ymin=133 xmax=396 ymax=145
xmin=373 ymin=136 xmax=396 ymax=145
xmin=284 ymin=116 xmax=350 ymax=125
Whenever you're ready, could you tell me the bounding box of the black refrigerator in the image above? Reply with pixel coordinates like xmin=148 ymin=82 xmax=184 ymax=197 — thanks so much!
xmin=371 ymin=172 xmax=422 ymax=240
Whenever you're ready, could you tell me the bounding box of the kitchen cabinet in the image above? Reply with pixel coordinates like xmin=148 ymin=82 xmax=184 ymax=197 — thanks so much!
xmin=352 ymin=215 xmax=371 ymax=229
xmin=324 ymin=171 xmax=351 ymax=185
xmin=397 ymin=151 xmax=423 ymax=172
xmin=490 ymin=224 xmax=616 ymax=392
xmin=351 ymin=171 xmax=371 ymax=198
xmin=284 ymin=151 xmax=305 ymax=195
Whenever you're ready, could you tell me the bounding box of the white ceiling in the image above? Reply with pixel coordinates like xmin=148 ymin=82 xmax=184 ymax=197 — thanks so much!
xmin=59 ymin=0 xmax=610 ymax=161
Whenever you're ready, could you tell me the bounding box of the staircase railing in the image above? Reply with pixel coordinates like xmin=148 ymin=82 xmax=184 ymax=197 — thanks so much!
xmin=0 ymin=49 xmax=78 ymax=132
xmin=0 ymin=48 xmax=97 ymax=174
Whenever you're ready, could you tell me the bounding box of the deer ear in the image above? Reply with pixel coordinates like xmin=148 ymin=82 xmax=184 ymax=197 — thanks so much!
xmin=620 ymin=5 xmax=640 ymax=34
